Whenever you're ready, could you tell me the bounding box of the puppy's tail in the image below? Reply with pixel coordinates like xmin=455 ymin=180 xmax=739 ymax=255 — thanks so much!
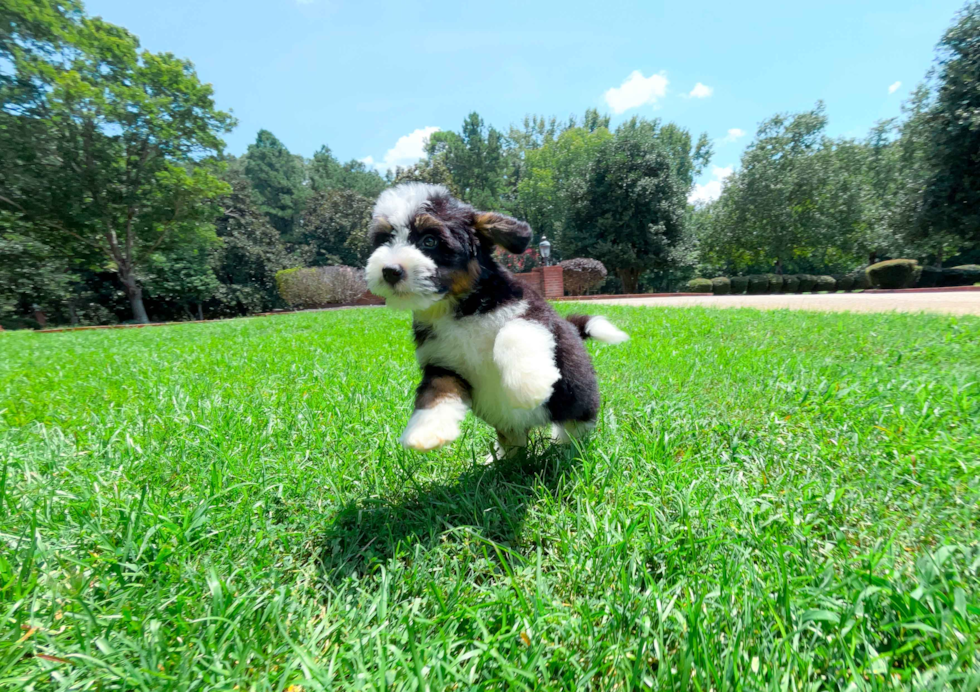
xmin=566 ymin=314 xmax=630 ymax=345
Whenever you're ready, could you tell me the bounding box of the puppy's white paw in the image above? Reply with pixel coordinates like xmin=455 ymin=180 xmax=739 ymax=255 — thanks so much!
xmin=399 ymin=407 xmax=462 ymax=451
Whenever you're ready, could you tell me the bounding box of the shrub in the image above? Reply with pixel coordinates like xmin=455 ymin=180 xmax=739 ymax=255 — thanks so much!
xmin=766 ymin=274 xmax=784 ymax=294
xmin=917 ymin=266 xmax=942 ymax=288
xmin=867 ymin=259 xmax=920 ymax=289
xmin=813 ymin=275 xmax=837 ymax=292
xmin=710 ymin=277 xmax=731 ymax=295
xmin=276 ymin=266 xmax=367 ymax=308
xmin=782 ymin=275 xmax=800 ymax=293
xmin=796 ymin=274 xmax=815 ymax=292
xmin=850 ymin=271 xmax=872 ymax=290
xmin=939 ymin=264 xmax=980 ymax=287
xmin=746 ymin=275 xmax=769 ymax=294
xmin=685 ymin=278 xmax=713 ymax=293
xmin=559 ymin=258 xmax=608 ymax=295
xmin=728 ymin=276 xmax=747 ymax=294
xmin=836 ymin=274 xmax=855 ymax=292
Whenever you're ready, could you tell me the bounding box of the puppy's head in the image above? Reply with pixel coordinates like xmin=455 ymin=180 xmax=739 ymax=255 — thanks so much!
xmin=365 ymin=183 xmax=531 ymax=311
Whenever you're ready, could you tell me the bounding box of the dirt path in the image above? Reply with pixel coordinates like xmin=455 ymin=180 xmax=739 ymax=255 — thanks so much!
xmin=575 ymin=291 xmax=980 ymax=316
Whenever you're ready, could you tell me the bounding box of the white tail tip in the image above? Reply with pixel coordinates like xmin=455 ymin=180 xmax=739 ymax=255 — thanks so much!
xmin=585 ymin=316 xmax=630 ymax=344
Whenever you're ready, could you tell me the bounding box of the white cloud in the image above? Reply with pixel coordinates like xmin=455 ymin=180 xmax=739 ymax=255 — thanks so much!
xmin=364 ymin=126 xmax=440 ymax=172
xmin=688 ymin=165 xmax=734 ymax=205
xmin=688 ymin=82 xmax=713 ymax=99
xmin=604 ymin=70 xmax=668 ymax=114
xmin=888 ymin=81 xmax=902 ymax=94
xmin=722 ymin=128 xmax=746 ymax=143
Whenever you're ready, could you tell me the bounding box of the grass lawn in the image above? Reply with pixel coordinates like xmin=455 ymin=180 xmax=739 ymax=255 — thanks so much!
xmin=1 ymin=305 xmax=979 ymax=691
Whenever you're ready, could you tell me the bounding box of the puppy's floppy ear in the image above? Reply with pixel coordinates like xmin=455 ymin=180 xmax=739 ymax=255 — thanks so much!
xmin=473 ymin=212 xmax=532 ymax=254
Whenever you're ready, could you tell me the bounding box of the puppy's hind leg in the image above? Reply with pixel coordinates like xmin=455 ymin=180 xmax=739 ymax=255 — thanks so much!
xmin=551 ymin=419 xmax=596 ymax=445
xmin=493 ymin=319 xmax=561 ymax=410
xmin=400 ymin=366 xmax=471 ymax=452
xmin=484 ymin=429 xmax=528 ymax=464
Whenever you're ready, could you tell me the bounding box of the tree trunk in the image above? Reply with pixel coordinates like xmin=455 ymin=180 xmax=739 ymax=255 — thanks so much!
xmin=617 ymin=268 xmax=639 ymax=294
xmin=869 ymin=251 xmax=877 ymax=266
xmin=935 ymin=247 xmax=944 ymax=269
xmin=119 ymin=268 xmax=150 ymax=323
xmin=197 ymin=303 xmax=204 ymax=321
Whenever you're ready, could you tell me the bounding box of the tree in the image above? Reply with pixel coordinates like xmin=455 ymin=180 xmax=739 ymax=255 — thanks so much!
xmin=244 ymin=130 xmax=307 ymax=239
xmin=426 ymin=113 xmax=507 ymax=210
xmin=208 ymin=172 xmax=294 ymax=316
xmin=298 ymin=188 xmax=373 ymax=267
xmin=916 ymin=2 xmax=980 ymax=261
xmin=308 ymin=145 xmax=387 ymax=199
xmin=562 ymin=125 xmax=687 ymax=293
xmin=1 ymin=3 xmax=234 ymax=323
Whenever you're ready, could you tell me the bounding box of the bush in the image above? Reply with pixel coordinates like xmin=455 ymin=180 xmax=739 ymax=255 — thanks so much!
xmin=710 ymin=277 xmax=731 ymax=295
xmin=836 ymin=274 xmax=855 ymax=292
xmin=730 ymin=276 xmax=748 ymax=294
xmin=939 ymin=264 xmax=980 ymax=287
xmin=796 ymin=274 xmax=815 ymax=292
xmin=276 ymin=266 xmax=367 ymax=308
xmin=746 ymin=275 xmax=769 ymax=294
xmin=867 ymin=259 xmax=920 ymax=289
xmin=917 ymin=266 xmax=942 ymax=288
xmin=782 ymin=275 xmax=800 ymax=293
xmin=813 ymin=275 xmax=837 ymax=292
xmin=559 ymin=258 xmax=608 ymax=295
xmin=766 ymin=274 xmax=784 ymax=294
xmin=685 ymin=278 xmax=713 ymax=293
xmin=850 ymin=271 xmax=872 ymax=290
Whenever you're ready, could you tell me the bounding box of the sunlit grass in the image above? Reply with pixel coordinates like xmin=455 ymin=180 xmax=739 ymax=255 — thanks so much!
xmin=1 ymin=305 xmax=978 ymax=690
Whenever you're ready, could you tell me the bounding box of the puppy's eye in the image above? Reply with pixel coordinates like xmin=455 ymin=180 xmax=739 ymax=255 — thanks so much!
xmin=420 ymin=235 xmax=438 ymax=250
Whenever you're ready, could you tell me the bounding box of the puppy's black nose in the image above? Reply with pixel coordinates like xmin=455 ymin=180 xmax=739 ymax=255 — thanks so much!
xmin=382 ymin=264 xmax=405 ymax=286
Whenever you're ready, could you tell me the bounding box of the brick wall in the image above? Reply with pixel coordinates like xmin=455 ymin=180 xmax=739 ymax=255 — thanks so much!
xmin=514 ymin=266 xmax=564 ymax=298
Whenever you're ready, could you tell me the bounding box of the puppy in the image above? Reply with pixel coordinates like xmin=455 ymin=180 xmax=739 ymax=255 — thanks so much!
xmin=365 ymin=183 xmax=629 ymax=456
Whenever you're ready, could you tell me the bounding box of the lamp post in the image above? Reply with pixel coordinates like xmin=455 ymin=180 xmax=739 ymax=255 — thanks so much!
xmin=539 ymin=236 xmax=552 ymax=267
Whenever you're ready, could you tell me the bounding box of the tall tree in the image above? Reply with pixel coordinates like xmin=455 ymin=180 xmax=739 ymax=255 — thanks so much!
xmin=562 ymin=124 xmax=687 ymax=293
xmin=917 ymin=2 xmax=980 ymax=262
xmin=1 ymin=3 xmax=234 ymax=323
xmin=426 ymin=113 xmax=507 ymax=210
xmin=308 ymin=145 xmax=387 ymax=199
xmin=298 ymin=188 xmax=373 ymax=267
xmin=244 ymin=130 xmax=307 ymax=239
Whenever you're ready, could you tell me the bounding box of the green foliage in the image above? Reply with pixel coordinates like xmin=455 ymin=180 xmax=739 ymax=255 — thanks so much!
xmin=813 ymin=275 xmax=837 ymax=292
xmin=918 ymin=266 xmax=943 ymax=288
xmin=685 ymin=278 xmax=712 ymax=293
xmin=746 ymin=274 xmax=769 ymax=294
xmin=766 ymin=274 xmax=784 ymax=293
xmin=850 ymin=270 xmax=872 ymax=291
xmin=940 ymin=264 xmax=980 ymax=287
xmin=244 ymin=130 xmax=307 ymax=239
xmin=427 ymin=113 xmax=507 ymax=210
xmin=298 ymin=188 xmax=373 ymax=267
xmin=710 ymin=276 xmax=731 ymax=295
xmin=867 ymin=259 xmax=920 ymax=289
xmin=835 ymin=274 xmax=855 ymax=292
xmin=309 ymin=145 xmax=387 ymax=200
xmin=782 ymin=274 xmax=800 ymax=293
xmin=730 ymin=275 xmax=749 ymax=294
xmin=562 ymin=123 xmax=688 ymax=293
xmin=559 ymin=258 xmax=607 ymax=296
xmin=276 ymin=266 xmax=367 ymax=307
xmin=797 ymin=274 xmax=816 ymax=292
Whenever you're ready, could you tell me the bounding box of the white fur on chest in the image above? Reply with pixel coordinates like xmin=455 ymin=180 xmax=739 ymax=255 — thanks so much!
xmin=415 ymin=301 xmax=552 ymax=433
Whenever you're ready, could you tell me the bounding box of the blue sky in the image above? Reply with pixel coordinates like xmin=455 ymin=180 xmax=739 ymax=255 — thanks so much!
xmin=87 ymin=0 xmax=964 ymax=201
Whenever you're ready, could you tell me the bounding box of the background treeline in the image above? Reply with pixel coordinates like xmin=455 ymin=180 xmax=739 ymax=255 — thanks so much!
xmin=2 ymin=0 xmax=979 ymax=328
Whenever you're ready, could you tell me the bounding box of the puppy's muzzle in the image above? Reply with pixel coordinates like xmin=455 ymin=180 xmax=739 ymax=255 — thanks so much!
xmin=382 ymin=264 xmax=405 ymax=286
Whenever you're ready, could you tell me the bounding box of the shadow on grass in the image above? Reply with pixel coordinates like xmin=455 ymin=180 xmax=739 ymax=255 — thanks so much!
xmin=318 ymin=443 xmax=581 ymax=581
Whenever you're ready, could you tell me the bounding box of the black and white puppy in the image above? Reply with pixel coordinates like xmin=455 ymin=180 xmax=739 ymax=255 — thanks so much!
xmin=365 ymin=183 xmax=628 ymax=456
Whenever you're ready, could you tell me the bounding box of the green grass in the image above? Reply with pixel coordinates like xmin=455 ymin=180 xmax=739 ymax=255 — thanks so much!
xmin=1 ymin=305 xmax=979 ymax=691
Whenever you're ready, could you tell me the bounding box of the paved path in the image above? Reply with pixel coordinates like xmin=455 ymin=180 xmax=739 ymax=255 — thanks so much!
xmin=575 ymin=291 xmax=980 ymax=316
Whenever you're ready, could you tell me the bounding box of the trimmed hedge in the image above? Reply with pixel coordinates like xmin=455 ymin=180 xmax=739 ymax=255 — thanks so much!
xmin=867 ymin=259 xmax=919 ymax=289
xmin=686 ymin=278 xmax=713 ymax=293
xmin=560 ymin=258 xmax=608 ymax=295
xmin=813 ymin=275 xmax=837 ymax=292
xmin=711 ymin=277 xmax=731 ymax=295
xmin=797 ymin=274 xmax=816 ymax=293
xmin=939 ymin=264 xmax=980 ymax=287
xmin=917 ymin=266 xmax=942 ymax=288
xmin=747 ymin=275 xmax=769 ymax=294
xmin=782 ymin=275 xmax=800 ymax=293
xmin=836 ymin=274 xmax=855 ymax=292
xmin=730 ymin=276 xmax=749 ymax=294
xmin=850 ymin=271 xmax=872 ymax=290
xmin=767 ymin=274 xmax=785 ymax=293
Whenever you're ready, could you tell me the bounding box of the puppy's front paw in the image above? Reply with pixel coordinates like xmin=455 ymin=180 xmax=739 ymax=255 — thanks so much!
xmin=399 ymin=409 xmax=461 ymax=451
